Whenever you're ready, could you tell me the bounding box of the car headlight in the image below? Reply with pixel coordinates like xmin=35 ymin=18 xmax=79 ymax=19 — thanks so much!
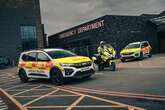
xmin=60 ymin=63 xmax=74 ymax=67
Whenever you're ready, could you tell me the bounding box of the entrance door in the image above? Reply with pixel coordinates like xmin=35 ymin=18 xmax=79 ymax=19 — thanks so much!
xmin=158 ymin=31 xmax=165 ymax=53
xmin=67 ymin=39 xmax=91 ymax=56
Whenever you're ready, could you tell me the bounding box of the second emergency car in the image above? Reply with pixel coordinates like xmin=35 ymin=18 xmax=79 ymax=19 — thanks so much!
xmin=120 ymin=41 xmax=152 ymax=62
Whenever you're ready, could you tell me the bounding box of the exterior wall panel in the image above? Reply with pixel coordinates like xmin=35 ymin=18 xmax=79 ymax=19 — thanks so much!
xmin=0 ymin=0 xmax=44 ymax=63
xmin=48 ymin=14 xmax=162 ymax=57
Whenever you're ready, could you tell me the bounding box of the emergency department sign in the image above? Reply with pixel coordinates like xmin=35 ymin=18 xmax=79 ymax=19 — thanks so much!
xmin=59 ymin=20 xmax=104 ymax=39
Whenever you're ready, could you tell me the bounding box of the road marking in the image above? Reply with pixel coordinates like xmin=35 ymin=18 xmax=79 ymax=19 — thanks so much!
xmin=5 ymin=84 xmax=29 ymax=91
xmin=84 ymin=92 xmax=144 ymax=110
xmin=60 ymin=86 xmax=145 ymax=110
xmin=160 ymin=57 xmax=165 ymax=59
xmin=0 ymin=77 xmax=17 ymax=81
xmin=95 ymin=72 xmax=104 ymax=75
xmin=0 ymin=88 xmax=27 ymax=110
xmin=0 ymin=82 xmax=21 ymax=89
xmin=6 ymin=88 xmax=54 ymax=92
xmin=3 ymin=84 xmax=146 ymax=110
xmin=24 ymin=88 xmax=59 ymax=106
xmin=12 ymin=85 xmax=42 ymax=96
xmin=65 ymin=95 xmax=85 ymax=110
xmin=26 ymin=105 xmax=128 ymax=109
xmin=0 ymin=97 xmax=8 ymax=110
xmin=14 ymin=95 xmax=79 ymax=98
xmin=56 ymin=86 xmax=145 ymax=110
xmin=65 ymin=86 xmax=165 ymax=101
xmin=14 ymin=95 xmax=44 ymax=98
xmin=5 ymin=84 xmax=40 ymax=91
xmin=0 ymin=79 xmax=18 ymax=84
xmin=6 ymin=89 xmax=30 ymax=92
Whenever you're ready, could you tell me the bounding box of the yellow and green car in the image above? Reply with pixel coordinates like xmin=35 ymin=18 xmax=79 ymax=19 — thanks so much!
xmin=120 ymin=41 xmax=152 ymax=62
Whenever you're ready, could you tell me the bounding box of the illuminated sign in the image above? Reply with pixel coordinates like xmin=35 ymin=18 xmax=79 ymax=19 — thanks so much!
xmin=59 ymin=20 xmax=104 ymax=39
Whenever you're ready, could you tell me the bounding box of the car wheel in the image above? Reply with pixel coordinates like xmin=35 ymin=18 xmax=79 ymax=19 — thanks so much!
xmin=121 ymin=58 xmax=126 ymax=62
xmin=139 ymin=52 xmax=144 ymax=60
xmin=50 ymin=68 xmax=65 ymax=85
xmin=109 ymin=62 xmax=116 ymax=71
xmin=98 ymin=64 xmax=104 ymax=71
xmin=148 ymin=51 xmax=152 ymax=58
xmin=18 ymin=69 xmax=29 ymax=83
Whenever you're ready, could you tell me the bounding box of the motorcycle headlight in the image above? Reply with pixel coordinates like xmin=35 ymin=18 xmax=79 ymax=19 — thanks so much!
xmin=92 ymin=57 xmax=97 ymax=61
xmin=109 ymin=54 xmax=113 ymax=57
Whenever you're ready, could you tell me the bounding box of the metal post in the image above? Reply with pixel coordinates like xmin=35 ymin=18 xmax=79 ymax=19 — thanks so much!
xmin=86 ymin=45 xmax=89 ymax=57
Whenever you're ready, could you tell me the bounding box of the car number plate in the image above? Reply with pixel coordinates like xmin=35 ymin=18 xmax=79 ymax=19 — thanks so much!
xmin=81 ymin=67 xmax=90 ymax=72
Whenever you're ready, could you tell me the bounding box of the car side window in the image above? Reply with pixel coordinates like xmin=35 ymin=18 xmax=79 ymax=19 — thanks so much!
xmin=144 ymin=42 xmax=149 ymax=47
xmin=22 ymin=54 xmax=29 ymax=61
xmin=28 ymin=52 xmax=37 ymax=61
xmin=37 ymin=52 xmax=50 ymax=62
xmin=141 ymin=42 xmax=149 ymax=48
xmin=141 ymin=43 xmax=145 ymax=48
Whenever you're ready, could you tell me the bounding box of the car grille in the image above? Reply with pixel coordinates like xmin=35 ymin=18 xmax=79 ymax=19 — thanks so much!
xmin=73 ymin=62 xmax=92 ymax=68
xmin=64 ymin=68 xmax=74 ymax=75
xmin=74 ymin=69 xmax=94 ymax=77
xmin=122 ymin=52 xmax=134 ymax=55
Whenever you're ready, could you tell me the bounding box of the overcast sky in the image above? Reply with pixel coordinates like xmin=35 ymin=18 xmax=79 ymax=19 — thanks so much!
xmin=40 ymin=0 xmax=165 ymax=36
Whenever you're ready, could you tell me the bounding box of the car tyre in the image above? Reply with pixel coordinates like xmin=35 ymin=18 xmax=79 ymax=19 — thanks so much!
xmin=148 ymin=51 xmax=152 ymax=58
xmin=139 ymin=52 xmax=144 ymax=60
xmin=50 ymin=68 xmax=65 ymax=85
xmin=98 ymin=64 xmax=104 ymax=71
xmin=18 ymin=69 xmax=29 ymax=83
xmin=109 ymin=62 xmax=116 ymax=71
xmin=121 ymin=58 xmax=126 ymax=62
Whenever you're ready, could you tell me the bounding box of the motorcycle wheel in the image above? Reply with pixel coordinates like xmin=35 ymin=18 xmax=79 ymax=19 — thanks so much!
xmin=98 ymin=64 xmax=104 ymax=71
xmin=109 ymin=62 xmax=116 ymax=71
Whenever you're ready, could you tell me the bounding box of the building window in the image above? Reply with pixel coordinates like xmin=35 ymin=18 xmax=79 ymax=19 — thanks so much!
xmin=20 ymin=26 xmax=37 ymax=50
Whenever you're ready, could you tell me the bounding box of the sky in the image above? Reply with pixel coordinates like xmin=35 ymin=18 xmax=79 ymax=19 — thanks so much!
xmin=40 ymin=0 xmax=165 ymax=36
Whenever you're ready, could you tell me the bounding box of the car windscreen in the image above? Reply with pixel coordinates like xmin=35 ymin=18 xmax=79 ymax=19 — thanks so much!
xmin=46 ymin=50 xmax=76 ymax=59
xmin=125 ymin=43 xmax=140 ymax=49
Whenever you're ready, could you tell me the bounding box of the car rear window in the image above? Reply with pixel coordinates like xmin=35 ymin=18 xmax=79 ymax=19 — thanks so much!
xmin=22 ymin=52 xmax=37 ymax=61
xmin=22 ymin=54 xmax=29 ymax=61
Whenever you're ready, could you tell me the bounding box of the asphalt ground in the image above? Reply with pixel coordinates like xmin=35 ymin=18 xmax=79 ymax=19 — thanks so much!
xmin=0 ymin=54 xmax=165 ymax=110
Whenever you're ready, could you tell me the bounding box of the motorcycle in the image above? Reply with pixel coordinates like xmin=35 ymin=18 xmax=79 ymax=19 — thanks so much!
xmin=92 ymin=45 xmax=116 ymax=71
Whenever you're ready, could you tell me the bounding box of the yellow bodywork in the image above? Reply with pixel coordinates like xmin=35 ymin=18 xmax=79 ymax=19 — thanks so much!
xmin=120 ymin=48 xmax=141 ymax=54
xmin=120 ymin=45 xmax=151 ymax=55
xmin=53 ymin=56 xmax=91 ymax=64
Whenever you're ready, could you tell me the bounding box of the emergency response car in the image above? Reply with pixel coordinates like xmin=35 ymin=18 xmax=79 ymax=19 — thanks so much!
xmin=18 ymin=49 xmax=95 ymax=85
xmin=120 ymin=41 xmax=152 ymax=62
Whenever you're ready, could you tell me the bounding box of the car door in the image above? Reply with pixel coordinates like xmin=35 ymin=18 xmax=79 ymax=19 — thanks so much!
xmin=25 ymin=52 xmax=38 ymax=77
xmin=36 ymin=52 xmax=51 ymax=78
xmin=145 ymin=42 xmax=151 ymax=54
